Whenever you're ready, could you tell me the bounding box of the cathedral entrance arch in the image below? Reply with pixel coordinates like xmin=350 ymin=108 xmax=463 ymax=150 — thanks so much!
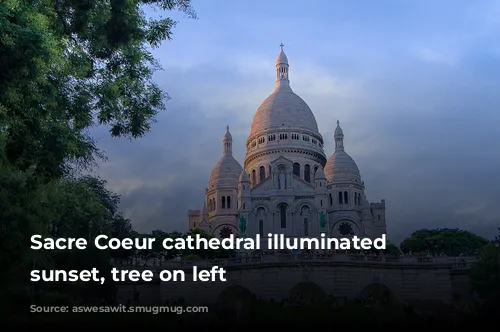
xmin=359 ymin=283 xmax=395 ymax=303
xmin=288 ymin=282 xmax=326 ymax=306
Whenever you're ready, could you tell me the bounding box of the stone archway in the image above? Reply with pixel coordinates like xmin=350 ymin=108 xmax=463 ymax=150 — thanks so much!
xmin=359 ymin=283 xmax=395 ymax=303
xmin=288 ymin=282 xmax=326 ymax=306
xmin=216 ymin=286 xmax=255 ymax=320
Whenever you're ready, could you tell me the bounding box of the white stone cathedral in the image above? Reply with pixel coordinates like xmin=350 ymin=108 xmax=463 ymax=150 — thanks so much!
xmin=188 ymin=45 xmax=387 ymax=241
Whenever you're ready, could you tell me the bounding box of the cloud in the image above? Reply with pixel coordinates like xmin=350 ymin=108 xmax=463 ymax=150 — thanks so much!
xmin=416 ymin=48 xmax=458 ymax=66
xmin=91 ymin=1 xmax=500 ymax=244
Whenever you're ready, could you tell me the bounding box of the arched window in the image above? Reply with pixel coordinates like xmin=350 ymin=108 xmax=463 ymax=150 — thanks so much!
xmin=259 ymin=166 xmax=266 ymax=183
xmin=268 ymin=165 xmax=272 ymax=176
xmin=208 ymin=199 xmax=212 ymax=211
xmin=338 ymin=191 xmax=343 ymax=204
xmin=259 ymin=219 xmax=264 ymax=237
xmin=257 ymin=207 xmax=265 ymax=216
xmin=279 ymin=204 xmax=287 ymax=228
xmin=293 ymin=163 xmax=300 ymax=177
xmin=221 ymin=196 xmax=226 ymax=209
xmin=329 ymin=193 xmax=333 ymax=206
xmin=304 ymin=164 xmax=311 ymax=182
xmin=304 ymin=218 xmax=309 ymax=236
xmin=226 ymin=196 xmax=231 ymax=209
xmin=314 ymin=166 xmax=318 ymax=175
xmin=344 ymin=191 xmax=349 ymax=204
xmin=214 ymin=200 xmax=216 ymax=210
xmin=252 ymin=170 xmax=256 ymax=186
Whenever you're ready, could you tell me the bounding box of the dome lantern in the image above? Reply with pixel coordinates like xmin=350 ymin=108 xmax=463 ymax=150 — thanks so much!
xmin=276 ymin=43 xmax=289 ymax=84
xmin=223 ymin=125 xmax=233 ymax=155
xmin=334 ymin=120 xmax=344 ymax=150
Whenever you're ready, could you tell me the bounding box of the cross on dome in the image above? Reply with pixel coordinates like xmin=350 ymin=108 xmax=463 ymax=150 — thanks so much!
xmin=280 ymin=42 xmax=284 ymax=51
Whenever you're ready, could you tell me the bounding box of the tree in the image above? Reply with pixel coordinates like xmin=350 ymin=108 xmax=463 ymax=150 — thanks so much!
xmin=180 ymin=229 xmax=235 ymax=259
xmin=383 ymin=243 xmax=401 ymax=256
xmin=1 ymin=0 xmax=196 ymax=178
xmin=0 ymin=0 xmax=196 ymax=312
xmin=399 ymin=228 xmax=488 ymax=256
xmin=0 ymin=170 xmax=123 ymax=308
xmin=470 ymin=227 xmax=500 ymax=315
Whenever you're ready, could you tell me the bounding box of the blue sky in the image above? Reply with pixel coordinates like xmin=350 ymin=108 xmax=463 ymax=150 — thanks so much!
xmin=93 ymin=0 xmax=500 ymax=243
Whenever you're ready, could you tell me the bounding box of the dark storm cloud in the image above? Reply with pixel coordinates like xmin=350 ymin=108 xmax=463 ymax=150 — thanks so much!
xmin=91 ymin=0 xmax=500 ymax=243
xmin=92 ymin=56 xmax=500 ymax=243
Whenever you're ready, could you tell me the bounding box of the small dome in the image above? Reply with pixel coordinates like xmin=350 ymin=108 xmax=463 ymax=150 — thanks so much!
xmin=315 ymin=167 xmax=326 ymax=179
xmin=276 ymin=43 xmax=288 ymax=64
xmin=324 ymin=150 xmax=361 ymax=183
xmin=239 ymin=169 xmax=250 ymax=182
xmin=208 ymin=154 xmax=243 ymax=189
xmin=276 ymin=50 xmax=288 ymax=64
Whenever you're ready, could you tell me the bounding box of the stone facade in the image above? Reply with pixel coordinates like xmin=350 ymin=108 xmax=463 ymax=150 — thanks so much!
xmin=188 ymin=45 xmax=387 ymax=241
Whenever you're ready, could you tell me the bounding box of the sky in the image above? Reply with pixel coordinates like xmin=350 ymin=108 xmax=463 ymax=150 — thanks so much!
xmin=92 ymin=0 xmax=500 ymax=243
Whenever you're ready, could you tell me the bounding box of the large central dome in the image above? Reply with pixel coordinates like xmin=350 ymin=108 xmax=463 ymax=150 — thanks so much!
xmin=250 ymin=84 xmax=319 ymax=137
xmin=248 ymin=44 xmax=319 ymax=139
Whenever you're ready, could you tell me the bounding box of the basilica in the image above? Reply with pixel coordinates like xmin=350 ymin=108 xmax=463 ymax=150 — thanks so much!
xmin=188 ymin=45 xmax=387 ymax=240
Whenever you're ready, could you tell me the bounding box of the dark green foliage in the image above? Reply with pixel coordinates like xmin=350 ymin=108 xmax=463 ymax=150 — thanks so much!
xmin=470 ymin=242 xmax=500 ymax=294
xmin=182 ymin=228 xmax=236 ymax=259
xmin=399 ymin=228 xmax=488 ymax=256
xmin=0 ymin=0 xmax=195 ymax=312
xmin=1 ymin=0 xmax=196 ymax=177
xmin=383 ymin=243 xmax=401 ymax=255
xmin=470 ymin=227 xmax=500 ymax=312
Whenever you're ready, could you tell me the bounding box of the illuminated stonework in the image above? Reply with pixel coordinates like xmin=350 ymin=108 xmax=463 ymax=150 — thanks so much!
xmin=188 ymin=45 xmax=387 ymax=240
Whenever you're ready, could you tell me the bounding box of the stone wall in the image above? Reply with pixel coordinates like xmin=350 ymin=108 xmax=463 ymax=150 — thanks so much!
xmin=115 ymin=256 xmax=475 ymax=305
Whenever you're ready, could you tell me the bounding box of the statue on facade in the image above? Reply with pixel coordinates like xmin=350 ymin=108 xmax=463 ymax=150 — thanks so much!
xmin=318 ymin=211 xmax=327 ymax=232
xmin=239 ymin=215 xmax=247 ymax=234
xmin=278 ymin=170 xmax=286 ymax=189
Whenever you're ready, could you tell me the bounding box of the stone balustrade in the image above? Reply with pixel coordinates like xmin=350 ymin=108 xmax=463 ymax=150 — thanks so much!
xmin=113 ymin=254 xmax=476 ymax=271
